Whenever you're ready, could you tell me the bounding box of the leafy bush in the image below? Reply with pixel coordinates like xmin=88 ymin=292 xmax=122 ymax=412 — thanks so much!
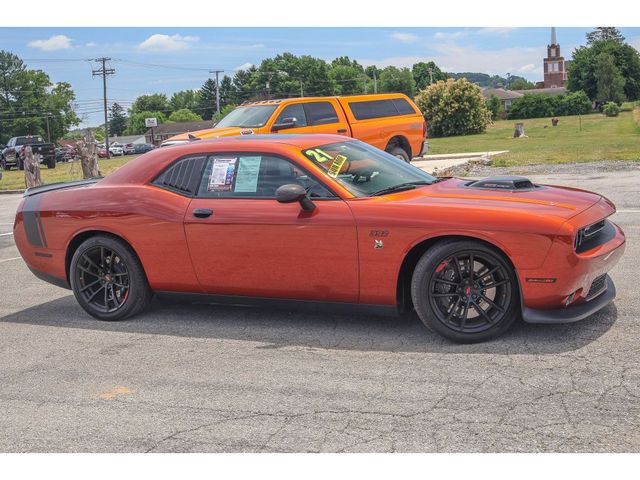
xmin=603 ymin=102 xmax=620 ymax=117
xmin=486 ymin=95 xmax=503 ymax=121
xmin=415 ymin=78 xmax=491 ymax=137
xmin=508 ymin=91 xmax=592 ymax=119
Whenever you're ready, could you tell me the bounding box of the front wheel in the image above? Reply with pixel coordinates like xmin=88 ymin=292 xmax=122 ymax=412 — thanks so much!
xmin=411 ymin=240 xmax=519 ymax=343
xmin=47 ymin=157 xmax=56 ymax=169
xmin=70 ymin=234 xmax=153 ymax=321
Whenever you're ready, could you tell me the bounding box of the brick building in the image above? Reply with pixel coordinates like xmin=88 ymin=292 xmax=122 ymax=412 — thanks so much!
xmin=543 ymin=27 xmax=567 ymax=88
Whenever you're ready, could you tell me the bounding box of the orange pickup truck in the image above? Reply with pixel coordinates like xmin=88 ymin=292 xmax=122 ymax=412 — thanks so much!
xmin=162 ymin=93 xmax=427 ymax=162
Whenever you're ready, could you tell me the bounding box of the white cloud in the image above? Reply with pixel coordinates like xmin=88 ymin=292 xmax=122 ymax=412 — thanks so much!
xmin=518 ymin=63 xmax=535 ymax=72
xmin=477 ymin=27 xmax=517 ymax=36
xmin=27 ymin=35 xmax=73 ymax=51
xmin=434 ymin=31 xmax=468 ymax=40
xmin=85 ymin=42 xmax=97 ymax=47
xmin=390 ymin=32 xmax=418 ymax=43
xmin=137 ymin=34 xmax=199 ymax=52
xmin=235 ymin=62 xmax=254 ymax=71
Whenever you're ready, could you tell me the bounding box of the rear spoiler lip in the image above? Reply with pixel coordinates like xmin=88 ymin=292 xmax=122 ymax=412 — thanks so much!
xmin=23 ymin=177 xmax=103 ymax=197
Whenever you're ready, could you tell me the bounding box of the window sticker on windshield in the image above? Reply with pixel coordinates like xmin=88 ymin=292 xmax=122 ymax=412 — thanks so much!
xmin=234 ymin=156 xmax=262 ymax=193
xmin=327 ymin=154 xmax=347 ymax=178
xmin=208 ymin=158 xmax=237 ymax=192
xmin=304 ymin=148 xmax=333 ymax=163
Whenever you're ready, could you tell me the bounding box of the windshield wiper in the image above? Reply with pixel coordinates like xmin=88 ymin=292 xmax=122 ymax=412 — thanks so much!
xmin=371 ymin=181 xmax=432 ymax=197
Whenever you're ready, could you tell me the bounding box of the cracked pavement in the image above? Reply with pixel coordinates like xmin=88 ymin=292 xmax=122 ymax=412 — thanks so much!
xmin=0 ymin=169 xmax=639 ymax=452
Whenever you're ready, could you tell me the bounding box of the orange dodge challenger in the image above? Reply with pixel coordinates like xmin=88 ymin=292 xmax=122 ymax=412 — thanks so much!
xmin=13 ymin=135 xmax=625 ymax=343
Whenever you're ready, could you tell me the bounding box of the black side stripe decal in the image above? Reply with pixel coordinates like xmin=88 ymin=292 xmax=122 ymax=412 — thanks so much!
xmin=22 ymin=195 xmax=47 ymax=248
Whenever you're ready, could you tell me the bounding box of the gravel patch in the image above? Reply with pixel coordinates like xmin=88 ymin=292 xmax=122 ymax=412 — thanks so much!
xmin=438 ymin=159 xmax=640 ymax=178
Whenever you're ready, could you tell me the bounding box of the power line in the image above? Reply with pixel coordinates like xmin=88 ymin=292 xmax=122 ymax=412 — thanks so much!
xmin=92 ymin=58 xmax=115 ymax=158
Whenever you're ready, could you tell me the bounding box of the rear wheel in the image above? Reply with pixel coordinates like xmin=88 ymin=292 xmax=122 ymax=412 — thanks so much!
xmin=70 ymin=234 xmax=153 ymax=321
xmin=387 ymin=146 xmax=410 ymax=163
xmin=411 ymin=240 xmax=519 ymax=343
xmin=47 ymin=157 xmax=56 ymax=169
xmin=17 ymin=157 xmax=24 ymax=170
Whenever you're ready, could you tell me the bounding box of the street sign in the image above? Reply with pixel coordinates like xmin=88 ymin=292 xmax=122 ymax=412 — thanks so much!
xmin=145 ymin=118 xmax=158 ymax=128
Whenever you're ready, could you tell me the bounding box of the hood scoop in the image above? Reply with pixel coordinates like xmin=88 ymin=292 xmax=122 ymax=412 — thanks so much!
xmin=465 ymin=175 xmax=538 ymax=192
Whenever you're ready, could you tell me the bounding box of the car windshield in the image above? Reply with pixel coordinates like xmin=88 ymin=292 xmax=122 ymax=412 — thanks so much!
xmin=16 ymin=136 xmax=45 ymax=145
xmin=215 ymin=105 xmax=278 ymax=129
xmin=302 ymin=140 xmax=437 ymax=197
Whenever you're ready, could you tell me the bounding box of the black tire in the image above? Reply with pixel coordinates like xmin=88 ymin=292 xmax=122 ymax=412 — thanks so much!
xmin=47 ymin=157 xmax=56 ymax=169
xmin=387 ymin=146 xmax=411 ymax=163
xmin=410 ymin=240 xmax=519 ymax=343
xmin=70 ymin=234 xmax=153 ymax=321
xmin=17 ymin=157 xmax=24 ymax=171
xmin=0 ymin=157 xmax=7 ymax=171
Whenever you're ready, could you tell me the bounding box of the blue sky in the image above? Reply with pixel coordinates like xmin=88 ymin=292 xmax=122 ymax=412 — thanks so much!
xmin=3 ymin=27 xmax=640 ymax=127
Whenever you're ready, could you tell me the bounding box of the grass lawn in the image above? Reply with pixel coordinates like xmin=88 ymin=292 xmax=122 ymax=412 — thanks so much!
xmin=427 ymin=111 xmax=640 ymax=166
xmin=0 ymin=155 xmax=137 ymax=191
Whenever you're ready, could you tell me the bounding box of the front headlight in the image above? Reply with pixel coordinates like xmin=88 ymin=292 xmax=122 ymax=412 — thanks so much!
xmin=575 ymin=219 xmax=607 ymax=251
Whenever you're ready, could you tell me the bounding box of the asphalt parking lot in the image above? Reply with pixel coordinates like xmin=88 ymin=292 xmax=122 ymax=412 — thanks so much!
xmin=1 ymin=168 xmax=639 ymax=452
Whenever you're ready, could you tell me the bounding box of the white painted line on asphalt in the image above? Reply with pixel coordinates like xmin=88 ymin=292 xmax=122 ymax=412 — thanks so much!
xmin=617 ymin=209 xmax=640 ymax=213
xmin=0 ymin=232 xmax=13 ymax=236
xmin=0 ymin=257 xmax=20 ymax=263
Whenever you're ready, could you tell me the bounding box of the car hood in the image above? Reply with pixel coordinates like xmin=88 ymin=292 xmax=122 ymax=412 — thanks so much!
xmin=162 ymin=126 xmax=249 ymax=144
xmin=386 ymin=177 xmax=603 ymax=221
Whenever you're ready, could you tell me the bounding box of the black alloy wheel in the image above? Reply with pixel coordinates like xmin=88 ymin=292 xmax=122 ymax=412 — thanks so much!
xmin=70 ymin=234 xmax=152 ymax=321
xmin=411 ymin=240 xmax=519 ymax=343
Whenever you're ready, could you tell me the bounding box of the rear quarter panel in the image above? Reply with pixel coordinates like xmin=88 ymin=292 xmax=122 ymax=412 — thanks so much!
xmin=16 ymin=184 xmax=200 ymax=292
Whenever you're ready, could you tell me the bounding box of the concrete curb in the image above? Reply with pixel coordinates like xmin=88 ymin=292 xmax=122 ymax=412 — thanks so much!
xmin=418 ymin=150 xmax=509 ymax=161
xmin=0 ymin=189 xmax=24 ymax=195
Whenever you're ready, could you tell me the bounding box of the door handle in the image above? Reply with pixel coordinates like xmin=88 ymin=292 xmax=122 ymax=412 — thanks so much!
xmin=337 ymin=128 xmax=347 ymax=133
xmin=193 ymin=208 xmax=213 ymax=218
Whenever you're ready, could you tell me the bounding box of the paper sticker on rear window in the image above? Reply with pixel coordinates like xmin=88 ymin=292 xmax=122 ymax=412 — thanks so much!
xmin=327 ymin=154 xmax=347 ymax=178
xmin=208 ymin=158 xmax=237 ymax=191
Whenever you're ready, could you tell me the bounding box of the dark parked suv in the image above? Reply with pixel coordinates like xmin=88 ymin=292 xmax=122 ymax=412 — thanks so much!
xmin=1 ymin=136 xmax=56 ymax=170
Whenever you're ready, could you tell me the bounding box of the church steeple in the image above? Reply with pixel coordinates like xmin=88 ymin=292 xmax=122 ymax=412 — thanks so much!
xmin=544 ymin=27 xmax=566 ymax=88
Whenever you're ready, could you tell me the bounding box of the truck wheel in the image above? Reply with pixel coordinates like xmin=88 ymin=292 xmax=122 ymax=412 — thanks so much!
xmin=387 ymin=146 xmax=410 ymax=163
xmin=18 ymin=157 xmax=24 ymax=171
xmin=47 ymin=157 xmax=56 ymax=169
xmin=0 ymin=157 xmax=7 ymax=171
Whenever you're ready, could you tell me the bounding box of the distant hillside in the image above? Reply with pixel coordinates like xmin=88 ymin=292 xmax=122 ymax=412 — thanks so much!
xmin=448 ymin=72 xmax=529 ymax=88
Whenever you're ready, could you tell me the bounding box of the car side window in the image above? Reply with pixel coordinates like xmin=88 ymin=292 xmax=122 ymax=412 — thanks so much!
xmin=274 ymin=104 xmax=308 ymax=127
xmin=304 ymin=102 xmax=339 ymax=125
xmin=197 ymin=154 xmax=336 ymax=199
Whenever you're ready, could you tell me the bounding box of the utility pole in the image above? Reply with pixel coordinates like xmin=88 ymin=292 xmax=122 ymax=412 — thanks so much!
xmin=428 ymin=68 xmax=433 ymax=85
xmin=506 ymin=72 xmax=511 ymax=90
xmin=92 ymin=58 xmax=115 ymax=159
xmin=45 ymin=114 xmax=51 ymax=142
xmin=300 ymin=79 xmax=304 ymax=97
xmin=373 ymin=70 xmax=378 ymax=94
xmin=209 ymin=70 xmax=224 ymax=115
xmin=363 ymin=75 xmax=367 ymax=94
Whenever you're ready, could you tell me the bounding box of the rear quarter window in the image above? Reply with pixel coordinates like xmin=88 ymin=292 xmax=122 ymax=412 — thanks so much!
xmin=348 ymin=98 xmax=417 ymax=120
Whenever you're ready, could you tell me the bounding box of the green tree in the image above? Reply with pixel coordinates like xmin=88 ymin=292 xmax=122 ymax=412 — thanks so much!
xmin=169 ymin=90 xmax=201 ymax=112
xmin=415 ymin=78 xmax=491 ymax=137
xmin=198 ymin=78 xmax=217 ymax=120
xmin=378 ymin=66 xmax=415 ymax=97
xmin=594 ymin=53 xmax=626 ymax=104
xmin=412 ymin=62 xmax=447 ymax=91
xmin=167 ymin=108 xmax=203 ymax=122
xmin=510 ymin=78 xmax=536 ymax=90
xmin=0 ymin=52 xmax=79 ymax=143
xmin=586 ymin=27 xmax=625 ymax=45
xmin=130 ymin=94 xmax=169 ymax=115
xmin=218 ymin=75 xmax=236 ymax=107
xmin=232 ymin=66 xmax=258 ymax=103
xmin=486 ymin=95 xmax=502 ymax=121
xmin=125 ymin=111 xmax=167 ymax=135
xmin=567 ymin=39 xmax=640 ymax=101
xmin=108 ymin=102 xmax=128 ymax=136
xmin=330 ymin=64 xmax=364 ymax=95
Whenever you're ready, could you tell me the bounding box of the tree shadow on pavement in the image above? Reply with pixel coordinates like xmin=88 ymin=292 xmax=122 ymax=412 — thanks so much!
xmin=0 ymin=294 xmax=618 ymax=355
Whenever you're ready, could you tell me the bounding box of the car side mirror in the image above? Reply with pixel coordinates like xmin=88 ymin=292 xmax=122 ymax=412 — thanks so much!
xmin=271 ymin=117 xmax=297 ymax=132
xmin=275 ymin=184 xmax=316 ymax=212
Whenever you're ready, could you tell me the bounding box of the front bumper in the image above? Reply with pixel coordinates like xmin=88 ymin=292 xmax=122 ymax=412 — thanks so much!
xmin=522 ymin=275 xmax=616 ymax=324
